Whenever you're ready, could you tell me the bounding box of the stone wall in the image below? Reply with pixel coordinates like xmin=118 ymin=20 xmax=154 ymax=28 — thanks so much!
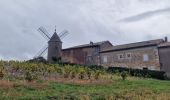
xmin=158 ymin=47 xmax=170 ymax=78
xmin=100 ymin=46 xmax=160 ymax=71
xmin=62 ymin=47 xmax=100 ymax=65
xmin=62 ymin=41 xmax=113 ymax=66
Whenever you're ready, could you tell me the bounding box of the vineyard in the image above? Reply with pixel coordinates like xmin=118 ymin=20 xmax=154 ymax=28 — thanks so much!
xmin=0 ymin=61 xmax=170 ymax=99
xmin=0 ymin=61 xmax=115 ymax=83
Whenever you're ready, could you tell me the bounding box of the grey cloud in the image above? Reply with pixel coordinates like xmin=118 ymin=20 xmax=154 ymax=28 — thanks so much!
xmin=0 ymin=0 xmax=170 ymax=60
xmin=119 ymin=7 xmax=170 ymax=22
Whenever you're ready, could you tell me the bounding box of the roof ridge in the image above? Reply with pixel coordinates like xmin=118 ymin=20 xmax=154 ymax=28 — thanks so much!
xmin=101 ymin=38 xmax=164 ymax=53
xmin=49 ymin=32 xmax=62 ymax=42
xmin=63 ymin=40 xmax=110 ymax=50
xmin=113 ymin=39 xmax=164 ymax=47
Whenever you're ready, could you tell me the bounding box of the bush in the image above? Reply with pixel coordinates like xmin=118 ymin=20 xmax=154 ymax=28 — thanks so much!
xmin=0 ymin=70 xmax=4 ymax=80
xmin=121 ymin=71 xmax=128 ymax=80
xmin=25 ymin=72 xmax=34 ymax=82
xmin=70 ymin=71 xmax=76 ymax=79
xmin=87 ymin=70 xmax=92 ymax=79
xmin=63 ymin=66 xmax=72 ymax=78
xmin=79 ymin=71 xmax=85 ymax=80
xmin=107 ymin=67 xmax=165 ymax=80
xmin=94 ymin=71 xmax=101 ymax=80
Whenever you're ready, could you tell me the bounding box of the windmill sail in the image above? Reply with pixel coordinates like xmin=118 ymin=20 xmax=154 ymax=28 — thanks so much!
xmin=38 ymin=27 xmax=51 ymax=40
xmin=34 ymin=45 xmax=48 ymax=58
xmin=58 ymin=30 xmax=69 ymax=39
xmin=34 ymin=26 xmax=70 ymax=62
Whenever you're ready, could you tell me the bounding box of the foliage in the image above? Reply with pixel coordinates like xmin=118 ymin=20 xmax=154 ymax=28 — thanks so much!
xmin=121 ymin=71 xmax=128 ymax=80
xmin=25 ymin=72 xmax=34 ymax=82
xmin=0 ymin=70 xmax=4 ymax=80
xmin=63 ymin=66 xmax=72 ymax=78
xmin=70 ymin=70 xmax=76 ymax=79
xmin=78 ymin=68 xmax=86 ymax=79
xmin=108 ymin=67 xmax=165 ymax=80
xmin=86 ymin=69 xmax=92 ymax=79
xmin=94 ymin=71 xmax=101 ymax=80
xmin=0 ymin=60 xmax=170 ymax=99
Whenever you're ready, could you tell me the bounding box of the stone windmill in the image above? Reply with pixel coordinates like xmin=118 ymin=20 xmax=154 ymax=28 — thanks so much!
xmin=35 ymin=26 xmax=69 ymax=63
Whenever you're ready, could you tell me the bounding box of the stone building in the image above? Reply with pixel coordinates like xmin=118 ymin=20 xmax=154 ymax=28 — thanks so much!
xmin=158 ymin=41 xmax=170 ymax=77
xmin=61 ymin=37 xmax=170 ymax=74
xmin=48 ymin=31 xmax=62 ymax=63
xmin=62 ymin=41 xmax=113 ymax=65
xmin=100 ymin=39 xmax=165 ymax=70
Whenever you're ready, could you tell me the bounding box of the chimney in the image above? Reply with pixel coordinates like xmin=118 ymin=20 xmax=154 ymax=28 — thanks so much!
xmin=90 ymin=41 xmax=94 ymax=45
xmin=165 ymin=36 xmax=168 ymax=42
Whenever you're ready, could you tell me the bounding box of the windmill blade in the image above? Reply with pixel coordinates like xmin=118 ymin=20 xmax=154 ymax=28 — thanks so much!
xmin=34 ymin=45 xmax=48 ymax=58
xmin=40 ymin=27 xmax=51 ymax=37
xmin=58 ymin=30 xmax=69 ymax=39
xmin=37 ymin=26 xmax=51 ymax=40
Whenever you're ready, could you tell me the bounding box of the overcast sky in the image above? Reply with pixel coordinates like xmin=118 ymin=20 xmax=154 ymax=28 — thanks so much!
xmin=0 ymin=0 xmax=170 ymax=60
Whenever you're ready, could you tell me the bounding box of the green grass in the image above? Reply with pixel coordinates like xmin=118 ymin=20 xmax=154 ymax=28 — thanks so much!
xmin=1 ymin=78 xmax=170 ymax=100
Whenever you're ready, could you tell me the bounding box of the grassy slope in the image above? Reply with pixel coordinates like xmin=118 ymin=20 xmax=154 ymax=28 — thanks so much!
xmin=1 ymin=78 xmax=170 ymax=100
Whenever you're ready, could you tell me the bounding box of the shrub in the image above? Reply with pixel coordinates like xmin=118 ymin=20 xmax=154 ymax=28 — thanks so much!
xmin=70 ymin=71 xmax=76 ymax=79
xmin=25 ymin=72 xmax=33 ymax=82
xmin=121 ymin=71 xmax=128 ymax=80
xmin=63 ymin=66 xmax=72 ymax=78
xmin=94 ymin=71 xmax=101 ymax=80
xmin=56 ymin=67 xmax=63 ymax=75
xmin=0 ymin=70 xmax=4 ymax=80
xmin=78 ymin=68 xmax=86 ymax=80
xmin=107 ymin=67 xmax=165 ymax=80
xmin=87 ymin=70 xmax=92 ymax=79
xmin=79 ymin=71 xmax=85 ymax=80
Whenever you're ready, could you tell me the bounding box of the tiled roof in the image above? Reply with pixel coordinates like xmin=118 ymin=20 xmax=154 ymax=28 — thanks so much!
xmin=101 ymin=39 xmax=164 ymax=53
xmin=49 ymin=32 xmax=62 ymax=42
xmin=63 ymin=41 xmax=111 ymax=50
xmin=158 ymin=42 xmax=170 ymax=48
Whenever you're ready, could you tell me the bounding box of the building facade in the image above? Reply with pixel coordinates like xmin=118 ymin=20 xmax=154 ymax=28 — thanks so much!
xmin=61 ymin=37 xmax=170 ymax=74
xmin=62 ymin=41 xmax=113 ymax=65
xmin=158 ymin=42 xmax=170 ymax=77
xmin=100 ymin=39 xmax=165 ymax=71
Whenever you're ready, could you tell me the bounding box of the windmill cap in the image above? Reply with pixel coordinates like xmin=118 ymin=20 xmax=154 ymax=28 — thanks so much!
xmin=49 ymin=32 xmax=62 ymax=42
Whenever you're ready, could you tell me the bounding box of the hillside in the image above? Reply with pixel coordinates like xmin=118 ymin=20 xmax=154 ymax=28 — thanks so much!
xmin=0 ymin=61 xmax=170 ymax=99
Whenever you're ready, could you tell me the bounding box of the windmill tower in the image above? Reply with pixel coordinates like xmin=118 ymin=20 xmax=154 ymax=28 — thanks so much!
xmin=48 ymin=28 xmax=62 ymax=63
xmin=35 ymin=26 xmax=69 ymax=63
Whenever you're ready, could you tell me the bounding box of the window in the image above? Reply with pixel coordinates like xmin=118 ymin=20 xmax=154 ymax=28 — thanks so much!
xmin=143 ymin=54 xmax=149 ymax=62
xmin=95 ymin=47 xmax=100 ymax=52
xmin=103 ymin=56 xmax=108 ymax=63
xmin=118 ymin=54 xmax=124 ymax=59
xmin=126 ymin=53 xmax=132 ymax=59
xmin=87 ymin=56 xmax=92 ymax=61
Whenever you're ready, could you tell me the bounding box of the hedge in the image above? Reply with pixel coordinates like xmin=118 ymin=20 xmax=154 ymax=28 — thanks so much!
xmin=55 ymin=62 xmax=166 ymax=80
xmin=107 ymin=67 xmax=165 ymax=80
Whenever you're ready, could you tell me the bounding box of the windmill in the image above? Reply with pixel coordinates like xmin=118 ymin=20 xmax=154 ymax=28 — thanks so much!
xmin=35 ymin=26 xmax=69 ymax=63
